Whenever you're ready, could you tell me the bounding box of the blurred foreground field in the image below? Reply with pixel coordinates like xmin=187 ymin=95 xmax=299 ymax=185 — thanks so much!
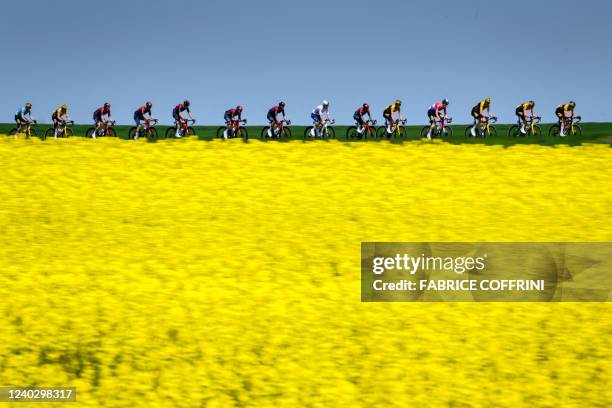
xmin=0 ymin=137 xmax=610 ymax=407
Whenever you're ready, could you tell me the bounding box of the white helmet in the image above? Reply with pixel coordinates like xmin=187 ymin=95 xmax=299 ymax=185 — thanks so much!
xmin=322 ymin=100 xmax=329 ymax=107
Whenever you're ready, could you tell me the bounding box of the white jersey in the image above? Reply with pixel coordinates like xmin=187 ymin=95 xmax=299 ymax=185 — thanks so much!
xmin=312 ymin=105 xmax=329 ymax=116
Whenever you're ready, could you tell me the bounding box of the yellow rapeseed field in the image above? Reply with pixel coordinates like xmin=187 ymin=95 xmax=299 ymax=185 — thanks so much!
xmin=0 ymin=136 xmax=610 ymax=407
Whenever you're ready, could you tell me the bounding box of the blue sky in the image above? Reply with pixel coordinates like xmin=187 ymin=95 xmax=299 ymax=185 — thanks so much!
xmin=1 ymin=0 xmax=610 ymax=124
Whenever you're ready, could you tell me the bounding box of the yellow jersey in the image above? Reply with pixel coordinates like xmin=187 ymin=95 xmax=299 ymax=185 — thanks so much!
xmin=384 ymin=104 xmax=400 ymax=115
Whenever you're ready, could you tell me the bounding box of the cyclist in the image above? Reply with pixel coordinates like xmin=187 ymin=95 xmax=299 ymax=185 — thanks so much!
xmin=383 ymin=100 xmax=404 ymax=130
xmin=470 ymin=97 xmax=494 ymax=137
xmin=15 ymin=103 xmax=35 ymax=133
xmin=133 ymin=101 xmax=155 ymax=140
xmin=223 ymin=105 xmax=244 ymax=139
xmin=353 ymin=103 xmax=372 ymax=132
xmin=52 ymin=104 xmax=71 ymax=138
xmin=555 ymin=101 xmax=576 ymax=136
xmin=266 ymin=101 xmax=289 ymax=137
xmin=515 ymin=100 xmax=535 ymax=135
xmin=92 ymin=102 xmax=113 ymax=138
xmin=311 ymin=100 xmax=331 ymax=137
xmin=172 ymin=100 xmax=194 ymax=138
xmin=426 ymin=99 xmax=449 ymax=140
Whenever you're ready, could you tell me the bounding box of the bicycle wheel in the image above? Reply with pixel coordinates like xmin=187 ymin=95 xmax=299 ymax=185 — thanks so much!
xmin=187 ymin=126 xmax=196 ymax=136
xmin=346 ymin=127 xmax=357 ymax=140
xmin=128 ymin=127 xmax=138 ymax=140
xmin=394 ymin=126 xmax=405 ymax=140
xmin=44 ymin=128 xmax=54 ymax=140
xmin=85 ymin=127 xmax=96 ymax=138
xmin=570 ymin=124 xmax=582 ymax=137
xmin=419 ymin=126 xmax=430 ymax=139
xmin=364 ymin=127 xmax=377 ymax=141
xmin=216 ymin=127 xmax=227 ymax=139
xmin=148 ymin=128 xmax=159 ymax=139
xmin=304 ymin=127 xmax=314 ymax=140
xmin=281 ymin=127 xmax=292 ymax=139
xmin=529 ymin=125 xmax=541 ymax=137
xmin=464 ymin=125 xmax=475 ymax=138
xmin=548 ymin=124 xmax=560 ymax=137
xmin=376 ymin=126 xmax=388 ymax=140
xmin=441 ymin=126 xmax=452 ymax=138
xmin=260 ymin=127 xmax=270 ymax=140
xmin=8 ymin=128 xmax=18 ymax=136
xmin=326 ymin=127 xmax=336 ymax=139
xmin=237 ymin=127 xmax=248 ymax=141
xmin=165 ymin=127 xmax=177 ymax=139
xmin=485 ymin=126 xmax=496 ymax=138
xmin=107 ymin=128 xmax=117 ymax=137
xmin=508 ymin=125 xmax=520 ymax=137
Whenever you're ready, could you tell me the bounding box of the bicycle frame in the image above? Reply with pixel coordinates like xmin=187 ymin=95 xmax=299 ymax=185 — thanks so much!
xmin=358 ymin=119 xmax=377 ymax=135
xmin=273 ymin=120 xmax=290 ymax=137
xmin=564 ymin=116 xmax=581 ymax=135
xmin=316 ymin=119 xmax=335 ymax=136
xmin=58 ymin=120 xmax=74 ymax=136
xmin=230 ymin=119 xmax=247 ymax=135
xmin=176 ymin=119 xmax=196 ymax=136
xmin=98 ymin=120 xmax=116 ymax=136
xmin=433 ymin=117 xmax=452 ymax=133
xmin=143 ymin=119 xmax=158 ymax=136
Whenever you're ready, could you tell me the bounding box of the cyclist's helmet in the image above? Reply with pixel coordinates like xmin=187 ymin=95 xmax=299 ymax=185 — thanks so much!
xmin=528 ymin=100 xmax=535 ymax=106
xmin=25 ymin=103 xmax=32 ymax=109
xmin=485 ymin=96 xmax=491 ymax=103
xmin=363 ymin=103 xmax=369 ymax=110
xmin=322 ymin=100 xmax=329 ymax=107
xmin=395 ymin=99 xmax=402 ymax=106
xmin=279 ymin=101 xmax=286 ymax=108
xmin=104 ymin=102 xmax=111 ymax=109
xmin=146 ymin=101 xmax=153 ymax=108
xmin=61 ymin=104 xmax=67 ymax=110
xmin=237 ymin=105 xmax=243 ymax=112
xmin=569 ymin=101 xmax=576 ymax=107
xmin=442 ymin=98 xmax=449 ymax=106
xmin=184 ymin=100 xmax=190 ymax=107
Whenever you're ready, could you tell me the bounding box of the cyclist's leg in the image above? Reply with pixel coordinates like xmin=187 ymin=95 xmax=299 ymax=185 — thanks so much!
xmin=427 ymin=109 xmax=436 ymax=138
xmin=15 ymin=115 xmax=23 ymax=132
xmin=173 ymin=112 xmax=182 ymax=136
xmin=134 ymin=114 xmax=142 ymax=139
xmin=52 ymin=114 xmax=60 ymax=137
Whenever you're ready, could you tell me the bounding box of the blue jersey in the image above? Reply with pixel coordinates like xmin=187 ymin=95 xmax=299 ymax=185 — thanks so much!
xmin=16 ymin=107 xmax=31 ymax=117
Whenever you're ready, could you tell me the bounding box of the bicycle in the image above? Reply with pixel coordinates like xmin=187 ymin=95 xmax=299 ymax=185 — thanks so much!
xmin=9 ymin=120 xmax=38 ymax=139
xmin=86 ymin=120 xmax=117 ymax=138
xmin=508 ymin=116 xmax=541 ymax=137
xmin=128 ymin=119 xmax=159 ymax=140
xmin=44 ymin=120 xmax=74 ymax=140
xmin=304 ymin=119 xmax=335 ymax=140
xmin=346 ymin=119 xmax=378 ymax=141
xmin=420 ymin=117 xmax=453 ymax=139
xmin=165 ymin=119 xmax=196 ymax=138
xmin=217 ymin=119 xmax=248 ymax=140
xmin=261 ymin=120 xmax=292 ymax=140
xmin=376 ymin=118 xmax=407 ymax=140
xmin=548 ymin=116 xmax=582 ymax=137
xmin=464 ymin=116 xmax=497 ymax=138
